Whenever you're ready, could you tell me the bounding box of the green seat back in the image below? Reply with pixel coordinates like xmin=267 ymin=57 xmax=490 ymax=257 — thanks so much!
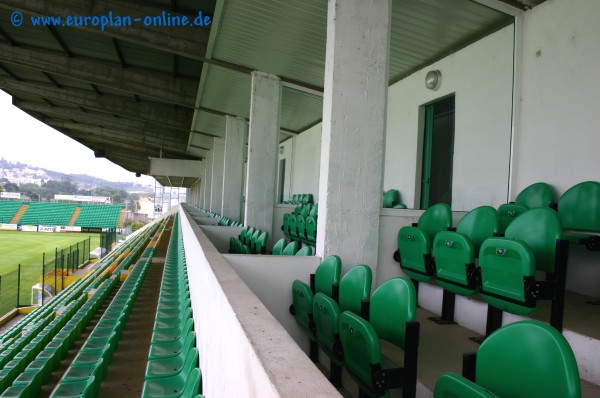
xmin=309 ymin=203 xmax=318 ymax=218
xmin=288 ymin=215 xmax=298 ymax=237
xmin=370 ymin=277 xmax=416 ymax=349
xmin=479 ymin=238 xmax=538 ymax=316
xmin=383 ymin=189 xmax=401 ymax=208
xmin=339 ymin=277 xmax=416 ymax=398
xmin=291 ymin=256 xmax=340 ymax=338
xmin=456 ymin=206 xmax=499 ymax=254
xmin=282 ymin=241 xmax=300 ymax=256
xmin=244 ymin=227 xmax=255 ymax=245
xmin=282 ymin=214 xmax=291 ymax=236
xmin=477 ymin=321 xmax=580 ymax=398
xmin=306 ymin=216 xmax=317 ymax=243
xmin=339 ymin=265 xmax=372 ymax=315
xmin=397 ymin=227 xmax=434 ymax=282
xmin=393 ymin=203 xmax=407 ymax=209
xmin=434 ymin=373 xmax=497 ymax=398
xmin=339 ymin=311 xmax=381 ymax=393
xmin=272 ymin=238 xmax=288 ymax=255
xmin=497 ymin=204 xmax=528 ymax=233
xmin=255 ymin=231 xmax=269 ymax=255
xmin=300 ymin=204 xmax=312 ymax=217
xmin=504 ymin=208 xmax=562 ymax=273
xmin=314 ymin=255 xmax=341 ymax=297
xmin=293 ymin=205 xmax=303 ymax=216
xmin=250 ymin=229 xmax=261 ymax=253
xmin=418 ymin=203 xmax=452 ymax=241
xmin=515 ymin=182 xmax=555 ymax=208
xmin=433 ymin=231 xmax=477 ymax=296
xmin=292 ymin=280 xmax=315 ymax=336
xmin=558 ymin=181 xmax=600 ymax=232
xmin=313 ymin=292 xmax=342 ymax=361
xmin=297 ymin=215 xmax=307 ymax=239
xmin=295 ymin=246 xmax=313 ymax=256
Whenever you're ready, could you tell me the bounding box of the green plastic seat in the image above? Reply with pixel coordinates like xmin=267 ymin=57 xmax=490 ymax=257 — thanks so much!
xmin=288 ymin=214 xmax=299 ymax=240
xmin=397 ymin=203 xmax=452 ymax=282
xmin=295 ymin=246 xmax=313 ymax=256
xmin=142 ymin=366 xmax=201 ymax=398
xmin=0 ymin=384 xmax=33 ymax=398
xmin=291 ymin=256 xmax=341 ymax=359
xmin=339 ymin=277 xmax=419 ymax=398
xmin=434 ymin=206 xmax=499 ymax=297
xmin=249 ymin=229 xmax=261 ymax=253
xmin=282 ymin=241 xmax=300 ymax=256
xmin=383 ymin=189 xmax=401 ymax=208
xmin=149 ymin=331 xmax=195 ymax=360
xmin=434 ymin=373 xmax=497 ymax=398
xmin=296 ymin=215 xmax=308 ymax=244
xmin=49 ymin=377 xmax=95 ymax=398
xmin=498 ymin=182 xmax=555 ymax=232
xmin=305 ymin=216 xmax=317 ymax=246
xmin=558 ymin=181 xmax=600 ymax=243
xmin=255 ymin=231 xmax=269 ymax=255
xmin=438 ymin=321 xmax=580 ymax=398
xmin=313 ymin=264 xmax=372 ymax=385
xmin=282 ymin=213 xmax=292 ymax=240
xmin=479 ymin=238 xmax=537 ymax=316
xmin=145 ymin=347 xmax=198 ymax=380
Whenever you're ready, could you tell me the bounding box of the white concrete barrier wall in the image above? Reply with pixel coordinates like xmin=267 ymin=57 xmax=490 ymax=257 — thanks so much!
xmin=179 ymin=206 xmax=342 ymax=398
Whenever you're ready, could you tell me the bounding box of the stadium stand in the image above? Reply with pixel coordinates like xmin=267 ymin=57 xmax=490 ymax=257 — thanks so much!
xmin=74 ymin=205 xmax=125 ymax=229
xmin=0 ymin=201 xmax=23 ymax=223
xmin=0 ymin=214 xmax=171 ymax=396
xmin=18 ymin=203 xmax=77 ymax=226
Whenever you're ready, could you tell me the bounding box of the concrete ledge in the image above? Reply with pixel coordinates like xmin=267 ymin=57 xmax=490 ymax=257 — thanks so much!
xmin=180 ymin=206 xmax=342 ymax=398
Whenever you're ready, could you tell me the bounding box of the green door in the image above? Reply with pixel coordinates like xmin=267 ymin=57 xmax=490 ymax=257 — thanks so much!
xmin=420 ymin=96 xmax=455 ymax=209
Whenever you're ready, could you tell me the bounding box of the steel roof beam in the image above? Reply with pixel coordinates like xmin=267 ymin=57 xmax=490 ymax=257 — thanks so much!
xmin=0 ymin=43 xmax=198 ymax=106
xmin=17 ymin=101 xmax=188 ymax=143
xmin=0 ymin=78 xmax=193 ymax=130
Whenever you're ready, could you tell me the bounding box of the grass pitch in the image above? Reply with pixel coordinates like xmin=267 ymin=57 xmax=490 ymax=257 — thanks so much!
xmin=0 ymin=231 xmax=100 ymax=275
xmin=0 ymin=231 xmax=100 ymax=315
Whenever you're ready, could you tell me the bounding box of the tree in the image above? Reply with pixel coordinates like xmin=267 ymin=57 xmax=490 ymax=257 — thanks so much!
xmin=4 ymin=182 xmax=19 ymax=192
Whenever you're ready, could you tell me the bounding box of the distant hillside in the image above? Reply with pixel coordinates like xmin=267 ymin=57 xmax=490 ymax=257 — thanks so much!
xmin=0 ymin=158 xmax=152 ymax=192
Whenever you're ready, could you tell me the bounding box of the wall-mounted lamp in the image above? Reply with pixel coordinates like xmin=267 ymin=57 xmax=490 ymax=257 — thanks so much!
xmin=135 ymin=173 xmax=141 ymax=177
xmin=425 ymin=70 xmax=442 ymax=91
xmin=94 ymin=149 xmax=106 ymax=158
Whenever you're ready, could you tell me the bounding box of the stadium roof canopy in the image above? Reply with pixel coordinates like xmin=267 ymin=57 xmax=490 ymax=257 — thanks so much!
xmin=0 ymin=0 xmax=542 ymax=187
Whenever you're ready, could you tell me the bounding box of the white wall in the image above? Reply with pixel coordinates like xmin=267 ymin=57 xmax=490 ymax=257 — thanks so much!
xmin=385 ymin=26 xmax=514 ymax=211
xmin=280 ymin=123 xmax=322 ymax=199
xmin=276 ymin=138 xmax=294 ymax=202
xmin=512 ymin=0 xmax=600 ymax=196
xmin=179 ymin=206 xmax=341 ymax=398
xmin=282 ymin=27 xmax=514 ymax=212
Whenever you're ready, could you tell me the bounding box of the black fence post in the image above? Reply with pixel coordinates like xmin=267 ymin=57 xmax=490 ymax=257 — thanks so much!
xmin=17 ymin=264 xmax=21 ymax=308
xmin=88 ymin=237 xmax=91 ymax=261
xmin=42 ymin=253 xmax=45 ymax=306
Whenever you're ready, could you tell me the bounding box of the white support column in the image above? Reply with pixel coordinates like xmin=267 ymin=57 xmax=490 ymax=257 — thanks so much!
xmin=210 ymin=138 xmax=225 ymax=214
xmin=316 ymin=0 xmax=391 ymax=274
xmin=244 ymin=71 xmax=282 ymax=235
xmin=203 ymin=151 xmax=213 ymax=211
xmin=222 ymin=116 xmax=247 ymax=222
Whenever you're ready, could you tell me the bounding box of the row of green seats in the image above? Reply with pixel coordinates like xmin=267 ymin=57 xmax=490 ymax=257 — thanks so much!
xmin=283 ymin=193 xmax=314 ymax=205
xmin=272 ymin=238 xmax=313 ymax=256
xmin=291 ymin=257 xmax=420 ymax=397
xmin=143 ymin=215 xmax=202 ymax=398
xmin=282 ymin=203 xmax=318 ymax=247
xmin=0 ymin=216 xmax=167 ymax=394
xmin=0 ymin=276 xmax=118 ymax=397
xmin=230 ymin=226 xmax=268 ymax=254
xmin=396 ymin=203 xmax=569 ymax=337
xmin=47 ymin=217 xmax=169 ymax=398
xmin=0 ymin=201 xmax=23 ymax=223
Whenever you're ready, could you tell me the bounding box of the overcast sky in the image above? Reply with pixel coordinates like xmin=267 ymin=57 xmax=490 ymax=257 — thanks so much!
xmin=0 ymin=90 xmax=155 ymax=186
